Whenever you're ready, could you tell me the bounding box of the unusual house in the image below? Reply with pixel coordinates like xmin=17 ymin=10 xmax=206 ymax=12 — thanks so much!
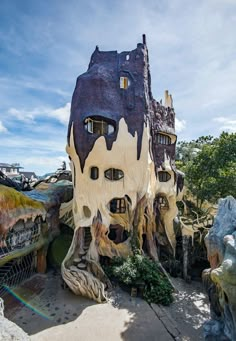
xmin=63 ymin=35 xmax=184 ymax=302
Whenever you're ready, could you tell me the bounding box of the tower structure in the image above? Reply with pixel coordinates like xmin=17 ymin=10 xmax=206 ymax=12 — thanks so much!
xmin=63 ymin=36 xmax=184 ymax=302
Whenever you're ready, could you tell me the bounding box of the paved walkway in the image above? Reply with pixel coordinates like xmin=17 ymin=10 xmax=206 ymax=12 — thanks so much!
xmin=3 ymin=271 xmax=208 ymax=341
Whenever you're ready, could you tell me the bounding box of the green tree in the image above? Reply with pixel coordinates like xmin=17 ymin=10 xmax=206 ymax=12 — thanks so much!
xmin=184 ymin=132 xmax=236 ymax=207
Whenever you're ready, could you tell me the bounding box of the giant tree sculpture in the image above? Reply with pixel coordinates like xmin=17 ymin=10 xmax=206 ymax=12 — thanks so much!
xmin=62 ymin=35 xmax=184 ymax=302
xmin=203 ymin=196 xmax=236 ymax=340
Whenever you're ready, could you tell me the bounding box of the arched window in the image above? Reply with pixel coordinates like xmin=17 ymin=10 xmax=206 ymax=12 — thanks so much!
xmin=84 ymin=116 xmax=115 ymax=135
xmin=157 ymin=133 xmax=171 ymax=145
xmin=109 ymin=198 xmax=126 ymax=214
xmin=104 ymin=168 xmax=124 ymax=181
xmin=158 ymin=171 xmax=171 ymax=182
xmin=90 ymin=167 xmax=99 ymax=180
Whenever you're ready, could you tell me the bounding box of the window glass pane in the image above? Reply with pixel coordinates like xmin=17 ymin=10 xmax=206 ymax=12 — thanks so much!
xmin=157 ymin=133 xmax=171 ymax=145
xmin=120 ymin=77 xmax=129 ymax=89
xmin=108 ymin=124 xmax=114 ymax=134
xmin=158 ymin=171 xmax=171 ymax=182
xmin=109 ymin=198 xmax=126 ymax=213
xmin=90 ymin=167 xmax=99 ymax=180
xmin=84 ymin=117 xmax=115 ymax=136
xmin=105 ymin=168 xmax=124 ymax=181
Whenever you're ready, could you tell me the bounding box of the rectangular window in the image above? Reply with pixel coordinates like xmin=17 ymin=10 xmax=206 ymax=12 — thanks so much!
xmin=110 ymin=198 xmax=126 ymax=214
xmin=120 ymin=77 xmax=129 ymax=89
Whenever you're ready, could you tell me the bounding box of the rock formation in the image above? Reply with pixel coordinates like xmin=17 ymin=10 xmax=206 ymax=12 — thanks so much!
xmin=203 ymin=196 xmax=236 ymax=340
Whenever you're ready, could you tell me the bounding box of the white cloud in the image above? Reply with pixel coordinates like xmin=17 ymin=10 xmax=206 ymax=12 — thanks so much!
xmin=213 ymin=116 xmax=236 ymax=132
xmin=8 ymin=107 xmax=36 ymax=123
xmin=175 ymin=117 xmax=186 ymax=133
xmin=0 ymin=121 xmax=7 ymax=132
xmin=49 ymin=103 xmax=71 ymax=125
xmin=7 ymin=103 xmax=71 ymax=126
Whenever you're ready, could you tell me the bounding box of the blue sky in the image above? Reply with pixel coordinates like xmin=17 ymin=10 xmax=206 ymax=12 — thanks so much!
xmin=0 ymin=0 xmax=235 ymax=175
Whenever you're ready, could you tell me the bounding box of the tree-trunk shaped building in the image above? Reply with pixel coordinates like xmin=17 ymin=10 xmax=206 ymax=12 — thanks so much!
xmin=63 ymin=35 xmax=184 ymax=302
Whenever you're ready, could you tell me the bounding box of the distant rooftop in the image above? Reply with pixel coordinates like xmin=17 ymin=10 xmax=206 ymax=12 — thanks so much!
xmin=0 ymin=162 xmax=23 ymax=169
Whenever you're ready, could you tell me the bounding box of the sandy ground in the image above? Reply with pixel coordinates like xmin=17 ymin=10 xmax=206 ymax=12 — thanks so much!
xmin=2 ymin=270 xmax=210 ymax=341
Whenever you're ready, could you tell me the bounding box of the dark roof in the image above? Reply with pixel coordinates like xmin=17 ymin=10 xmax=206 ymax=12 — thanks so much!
xmin=0 ymin=163 xmax=12 ymax=167
xmin=0 ymin=162 xmax=23 ymax=168
xmin=20 ymin=171 xmax=37 ymax=179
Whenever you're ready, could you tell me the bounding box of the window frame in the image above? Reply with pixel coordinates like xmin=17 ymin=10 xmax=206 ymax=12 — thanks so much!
xmin=90 ymin=166 xmax=99 ymax=180
xmin=109 ymin=198 xmax=126 ymax=214
xmin=104 ymin=168 xmax=124 ymax=181
xmin=156 ymin=133 xmax=171 ymax=145
xmin=84 ymin=116 xmax=115 ymax=136
xmin=158 ymin=171 xmax=171 ymax=182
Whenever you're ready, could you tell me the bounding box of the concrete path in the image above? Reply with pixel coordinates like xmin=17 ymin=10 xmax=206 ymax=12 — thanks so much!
xmin=3 ymin=271 xmax=209 ymax=341
xmin=31 ymin=295 xmax=175 ymax=341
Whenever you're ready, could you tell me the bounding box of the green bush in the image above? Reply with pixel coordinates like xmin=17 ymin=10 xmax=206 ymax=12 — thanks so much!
xmin=103 ymin=254 xmax=173 ymax=306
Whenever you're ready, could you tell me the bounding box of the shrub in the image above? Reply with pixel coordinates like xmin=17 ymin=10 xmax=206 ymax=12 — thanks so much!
xmin=103 ymin=254 xmax=173 ymax=306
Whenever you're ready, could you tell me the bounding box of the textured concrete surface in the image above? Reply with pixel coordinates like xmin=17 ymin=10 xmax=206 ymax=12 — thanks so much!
xmin=0 ymin=297 xmax=30 ymax=341
xmin=3 ymin=271 xmax=209 ymax=341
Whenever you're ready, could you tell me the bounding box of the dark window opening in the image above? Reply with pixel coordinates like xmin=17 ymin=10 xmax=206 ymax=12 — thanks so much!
xmin=157 ymin=133 xmax=171 ymax=145
xmin=157 ymin=195 xmax=169 ymax=209
xmin=105 ymin=168 xmax=124 ymax=181
xmin=109 ymin=198 xmax=126 ymax=214
xmin=158 ymin=171 xmax=171 ymax=182
xmin=84 ymin=116 xmax=115 ymax=135
xmin=90 ymin=166 xmax=99 ymax=180
xmin=142 ymin=234 xmax=148 ymax=253
xmin=108 ymin=224 xmax=128 ymax=244
xmin=108 ymin=229 xmax=117 ymax=241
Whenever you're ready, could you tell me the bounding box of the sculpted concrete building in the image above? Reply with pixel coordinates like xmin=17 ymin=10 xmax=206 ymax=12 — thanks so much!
xmin=63 ymin=35 xmax=184 ymax=302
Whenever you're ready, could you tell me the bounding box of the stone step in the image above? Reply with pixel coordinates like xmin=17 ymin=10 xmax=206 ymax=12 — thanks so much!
xmin=77 ymin=262 xmax=87 ymax=270
xmin=73 ymin=257 xmax=82 ymax=264
xmin=70 ymin=265 xmax=79 ymax=273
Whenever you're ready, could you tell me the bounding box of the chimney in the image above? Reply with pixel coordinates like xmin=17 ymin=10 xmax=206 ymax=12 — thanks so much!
xmin=142 ymin=34 xmax=146 ymax=45
xmin=164 ymin=90 xmax=173 ymax=108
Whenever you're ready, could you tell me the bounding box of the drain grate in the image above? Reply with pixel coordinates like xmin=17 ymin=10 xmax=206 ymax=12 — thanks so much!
xmin=0 ymin=252 xmax=36 ymax=298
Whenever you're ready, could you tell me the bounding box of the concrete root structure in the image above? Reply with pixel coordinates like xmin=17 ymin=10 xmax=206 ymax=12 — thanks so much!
xmin=63 ymin=36 xmax=184 ymax=302
xmin=203 ymin=196 xmax=236 ymax=340
xmin=0 ymin=181 xmax=73 ymax=284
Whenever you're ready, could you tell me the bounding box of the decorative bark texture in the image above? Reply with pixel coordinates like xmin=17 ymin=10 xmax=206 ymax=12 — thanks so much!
xmin=64 ymin=36 xmax=184 ymax=302
xmin=203 ymin=196 xmax=236 ymax=340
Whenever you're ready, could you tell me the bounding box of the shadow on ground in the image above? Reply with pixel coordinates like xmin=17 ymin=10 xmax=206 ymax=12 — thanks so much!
xmin=3 ymin=270 xmax=96 ymax=335
xmin=2 ymin=271 xmax=210 ymax=340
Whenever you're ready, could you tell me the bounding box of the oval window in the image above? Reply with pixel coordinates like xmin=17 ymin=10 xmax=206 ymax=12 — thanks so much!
xmin=156 ymin=133 xmax=171 ymax=145
xmin=84 ymin=116 xmax=116 ymax=136
xmin=105 ymin=168 xmax=124 ymax=181
xmin=158 ymin=171 xmax=171 ymax=182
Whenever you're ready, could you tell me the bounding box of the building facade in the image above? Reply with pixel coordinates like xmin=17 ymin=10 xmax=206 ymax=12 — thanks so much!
xmin=0 ymin=163 xmax=23 ymax=176
xmin=62 ymin=35 xmax=184 ymax=302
